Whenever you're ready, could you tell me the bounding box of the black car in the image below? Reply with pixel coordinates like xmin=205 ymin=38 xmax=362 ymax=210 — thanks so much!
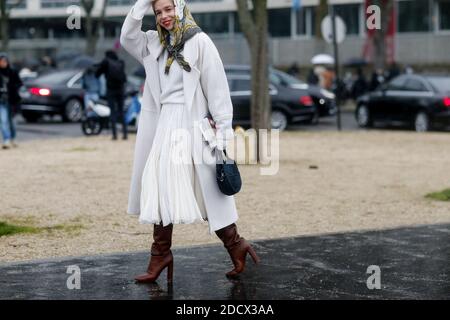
xmin=20 ymin=69 xmax=142 ymax=123
xmin=20 ymin=69 xmax=85 ymax=123
xmin=227 ymin=73 xmax=316 ymax=130
xmin=355 ymin=74 xmax=450 ymax=132
xmin=225 ymin=64 xmax=337 ymax=120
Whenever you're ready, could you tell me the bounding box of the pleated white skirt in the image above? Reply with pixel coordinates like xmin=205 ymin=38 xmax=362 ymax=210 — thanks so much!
xmin=139 ymin=103 xmax=207 ymax=226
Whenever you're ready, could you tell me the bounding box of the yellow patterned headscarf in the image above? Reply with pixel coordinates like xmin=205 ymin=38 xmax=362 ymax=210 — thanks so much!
xmin=155 ymin=0 xmax=202 ymax=74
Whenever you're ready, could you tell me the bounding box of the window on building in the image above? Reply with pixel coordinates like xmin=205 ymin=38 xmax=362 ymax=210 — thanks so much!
xmin=296 ymin=8 xmax=307 ymax=35
xmin=109 ymin=0 xmax=131 ymax=5
xmin=438 ymin=0 xmax=450 ymax=30
xmin=192 ymin=12 xmax=229 ymax=34
xmin=233 ymin=12 xmax=241 ymax=33
xmin=41 ymin=0 xmax=80 ymax=8
xmin=295 ymin=7 xmax=315 ymax=37
xmin=333 ymin=3 xmax=360 ymax=35
xmin=10 ymin=19 xmax=47 ymax=39
xmin=398 ymin=0 xmax=431 ymax=32
xmin=7 ymin=0 xmax=27 ymax=9
xmin=268 ymin=8 xmax=291 ymax=37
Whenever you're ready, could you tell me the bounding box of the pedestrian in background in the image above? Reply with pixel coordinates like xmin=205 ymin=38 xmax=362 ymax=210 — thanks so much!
xmin=287 ymin=62 xmax=300 ymax=78
xmin=96 ymin=50 xmax=128 ymax=140
xmin=369 ymin=68 xmax=385 ymax=91
xmin=351 ymin=68 xmax=368 ymax=100
xmin=82 ymin=65 xmax=101 ymax=107
xmin=0 ymin=53 xmax=22 ymax=149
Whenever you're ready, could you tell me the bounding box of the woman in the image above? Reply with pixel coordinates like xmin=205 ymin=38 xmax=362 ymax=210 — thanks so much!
xmin=121 ymin=0 xmax=259 ymax=283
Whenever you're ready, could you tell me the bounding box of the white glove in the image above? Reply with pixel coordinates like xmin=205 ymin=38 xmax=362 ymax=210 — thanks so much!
xmin=214 ymin=118 xmax=234 ymax=151
xmin=131 ymin=0 xmax=152 ymax=20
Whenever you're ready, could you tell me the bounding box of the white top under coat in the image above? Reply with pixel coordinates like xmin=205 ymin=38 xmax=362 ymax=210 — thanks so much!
xmin=158 ymin=48 xmax=185 ymax=106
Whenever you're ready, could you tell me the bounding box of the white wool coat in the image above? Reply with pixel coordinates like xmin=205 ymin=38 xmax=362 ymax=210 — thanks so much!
xmin=120 ymin=10 xmax=238 ymax=233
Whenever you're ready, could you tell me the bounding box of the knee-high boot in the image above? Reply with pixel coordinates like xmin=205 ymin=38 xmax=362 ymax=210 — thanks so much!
xmin=135 ymin=223 xmax=174 ymax=283
xmin=215 ymin=223 xmax=260 ymax=278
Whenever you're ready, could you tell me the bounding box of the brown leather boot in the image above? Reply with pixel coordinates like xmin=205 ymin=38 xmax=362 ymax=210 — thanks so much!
xmin=215 ymin=223 xmax=260 ymax=278
xmin=135 ymin=224 xmax=174 ymax=283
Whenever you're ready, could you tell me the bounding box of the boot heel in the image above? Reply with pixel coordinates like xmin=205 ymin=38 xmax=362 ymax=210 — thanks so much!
xmin=167 ymin=261 xmax=173 ymax=282
xmin=247 ymin=246 xmax=260 ymax=264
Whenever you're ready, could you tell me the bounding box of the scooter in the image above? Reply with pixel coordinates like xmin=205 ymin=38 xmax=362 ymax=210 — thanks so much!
xmin=81 ymin=91 xmax=142 ymax=136
xmin=81 ymin=98 xmax=110 ymax=136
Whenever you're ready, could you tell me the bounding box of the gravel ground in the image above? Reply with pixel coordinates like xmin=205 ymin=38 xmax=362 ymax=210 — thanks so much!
xmin=1 ymin=130 xmax=450 ymax=263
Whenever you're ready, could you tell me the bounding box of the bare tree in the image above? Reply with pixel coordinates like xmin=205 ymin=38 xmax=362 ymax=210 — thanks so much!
xmin=0 ymin=0 xmax=25 ymax=51
xmin=81 ymin=0 xmax=109 ymax=56
xmin=370 ymin=0 xmax=394 ymax=69
xmin=235 ymin=0 xmax=270 ymax=160
xmin=314 ymin=0 xmax=328 ymax=39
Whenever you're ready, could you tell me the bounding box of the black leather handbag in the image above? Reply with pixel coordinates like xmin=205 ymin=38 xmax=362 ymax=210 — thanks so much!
xmin=216 ymin=149 xmax=242 ymax=196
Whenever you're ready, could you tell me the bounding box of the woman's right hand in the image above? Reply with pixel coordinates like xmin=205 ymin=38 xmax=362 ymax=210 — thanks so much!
xmin=132 ymin=0 xmax=152 ymax=20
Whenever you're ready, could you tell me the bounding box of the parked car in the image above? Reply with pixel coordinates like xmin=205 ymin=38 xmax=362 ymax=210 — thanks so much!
xmin=19 ymin=69 xmax=143 ymax=123
xmin=355 ymin=74 xmax=450 ymax=132
xmin=20 ymin=69 xmax=85 ymax=123
xmin=225 ymin=64 xmax=337 ymax=120
xmin=227 ymin=73 xmax=316 ymax=130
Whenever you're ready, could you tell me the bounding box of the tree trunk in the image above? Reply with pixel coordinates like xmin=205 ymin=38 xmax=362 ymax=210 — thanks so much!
xmin=82 ymin=0 xmax=94 ymax=55
xmin=85 ymin=12 xmax=95 ymax=55
xmin=235 ymin=0 xmax=270 ymax=162
xmin=315 ymin=0 xmax=328 ymax=39
xmin=371 ymin=0 xmax=394 ymax=69
xmin=82 ymin=0 xmax=108 ymax=56
xmin=0 ymin=0 xmax=25 ymax=51
xmin=0 ymin=12 xmax=8 ymax=52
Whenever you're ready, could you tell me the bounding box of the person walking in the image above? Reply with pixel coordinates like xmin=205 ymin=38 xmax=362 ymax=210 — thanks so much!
xmin=96 ymin=50 xmax=128 ymax=140
xmin=0 ymin=53 xmax=21 ymax=149
xmin=121 ymin=0 xmax=259 ymax=283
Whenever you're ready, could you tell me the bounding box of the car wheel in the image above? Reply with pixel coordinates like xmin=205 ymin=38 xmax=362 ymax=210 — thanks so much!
xmin=414 ymin=111 xmax=430 ymax=132
xmin=271 ymin=110 xmax=288 ymax=131
xmin=356 ymin=104 xmax=372 ymax=128
xmin=22 ymin=112 xmax=41 ymax=123
xmin=62 ymin=98 xmax=83 ymax=123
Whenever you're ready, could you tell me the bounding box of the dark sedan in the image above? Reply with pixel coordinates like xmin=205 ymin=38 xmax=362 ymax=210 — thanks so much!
xmin=355 ymin=74 xmax=450 ymax=132
xmin=20 ymin=69 xmax=143 ymax=123
xmin=20 ymin=69 xmax=86 ymax=123
xmin=225 ymin=64 xmax=337 ymax=122
xmin=227 ymin=73 xmax=316 ymax=131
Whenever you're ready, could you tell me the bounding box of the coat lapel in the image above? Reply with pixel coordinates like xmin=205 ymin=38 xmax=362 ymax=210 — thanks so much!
xmin=145 ymin=33 xmax=200 ymax=112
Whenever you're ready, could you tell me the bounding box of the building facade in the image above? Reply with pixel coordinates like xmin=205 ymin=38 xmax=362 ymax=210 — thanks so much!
xmin=5 ymin=0 xmax=450 ymax=69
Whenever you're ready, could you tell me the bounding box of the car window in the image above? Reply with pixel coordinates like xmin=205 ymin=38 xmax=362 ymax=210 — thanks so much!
xmin=271 ymin=69 xmax=304 ymax=86
xmin=234 ymin=79 xmax=251 ymax=91
xmin=386 ymin=76 xmax=407 ymax=90
xmin=404 ymin=79 xmax=428 ymax=92
xmin=34 ymin=70 xmax=79 ymax=86
xmin=427 ymin=77 xmax=450 ymax=93
xmin=72 ymin=76 xmax=82 ymax=88
xmin=270 ymin=73 xmax=282 ymax=86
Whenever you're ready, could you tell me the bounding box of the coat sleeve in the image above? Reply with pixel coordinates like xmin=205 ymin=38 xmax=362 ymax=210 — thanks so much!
xmin=120 ymin=5 xmax=157 ymax=65
xmin=127 ymin=105 xmax=158 ymax=215
xmin=198 ymin=33 xmax=234 ymax=150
